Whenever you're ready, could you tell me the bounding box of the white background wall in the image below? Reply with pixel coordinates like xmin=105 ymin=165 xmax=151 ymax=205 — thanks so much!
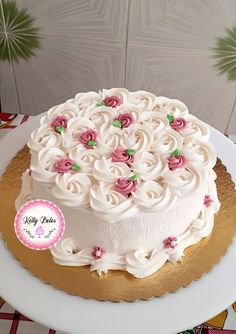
xmin=1 ymin=0 xmax=236 ymax=132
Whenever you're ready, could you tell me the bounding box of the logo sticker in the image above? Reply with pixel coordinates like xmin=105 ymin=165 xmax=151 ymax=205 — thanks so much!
xmin=14 ymin=199 xmax=65 ymax=250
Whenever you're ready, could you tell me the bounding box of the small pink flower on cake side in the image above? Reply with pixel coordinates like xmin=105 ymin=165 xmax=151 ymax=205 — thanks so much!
xmin=112 ymin=147 xmax=136 ymax=165
xmin=51 ymin=115 xmax=68 ymax=133
xmin=204 ymin=195 xmax=213 ymax=207
xmin=114 ymin=174 xmax=138 ymax=196
xmin=79 ymin=129 xmax=97 ymax=149
xmin=53 ymin=158 xmax=80 ymax=174
xmin=167 ymin=114 xmax=187 ymax=131
xmin=92 ymin=246 xmax=105 ymax=260
xmin=167 ymin=148 xmax=186 ymax=171
xmin=163 ymin=236 xmax=177 ymax=249
xmin=113 ymin=113 xmax=134 ymax=129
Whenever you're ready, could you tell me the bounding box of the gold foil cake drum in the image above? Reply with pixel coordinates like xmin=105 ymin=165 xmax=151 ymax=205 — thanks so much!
xmin=0 ymin=89 xmax=236 ymax=301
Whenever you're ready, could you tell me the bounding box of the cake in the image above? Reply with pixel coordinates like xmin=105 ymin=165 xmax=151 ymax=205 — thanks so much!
xmin=16 ymin=88 xmax=220 ymax=279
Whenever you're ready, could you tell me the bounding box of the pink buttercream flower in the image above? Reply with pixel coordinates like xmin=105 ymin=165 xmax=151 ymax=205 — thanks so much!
xmin=112 ymin=147 xmax=135 ymax=165
xmin=53 ymin=157 xmax=75 ymax=174
xmin=114 ymin=177 xmax=138 ymax=196
xmin=170 ymin=118 xmax=187 ymax=131
xmin=114 ymin=113 xmax=134 ymax=129
xmin=51 ymin=115 xmax=68 ymax=131
xmin=163 ymin=237 xmax=177 ymax=249
xmin=104 ymin=96 xmax=122 ymax=108
xmin=92 ymin=246 xmax=105 ymax=260
xmin=204 ymin=195 xmax=213 ymax=207
xmin=79 ymin=129 xmax=97 ymax=149
xmin=167 ymin=155 xmax=186 ymax=170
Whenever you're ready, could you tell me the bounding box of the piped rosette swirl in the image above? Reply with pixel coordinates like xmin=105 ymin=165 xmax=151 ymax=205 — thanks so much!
xmin=26 ymin=89 xmax=218 ymax=224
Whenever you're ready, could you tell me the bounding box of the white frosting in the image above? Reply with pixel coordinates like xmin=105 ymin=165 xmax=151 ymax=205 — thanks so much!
xmin=28 ymin=124 xmax=62 ymax=156
xmin=90 ymin=182 xmax=139 ymax=223
xmin=132 ymin=181 xmax=175 ymax=211
xmin=51 ymin=173 xmax=91 ymax=208
xmin=69 ymin=146 xmax=100 ymax=174
xmin=182 ymin=115 xmax=210 ymax=142
xmin=16 ymin=88 xmax=220 ymax=278
xmin=93 ymin=157 xmax=131 ymax=182
xmin=96 ymin=125 xmax=123 ymax=155
xmin=164 ymin=165 xmax=206 ymax=196
xmin=84 ymin=106 xmax=116 ymax=128
xmin=142 ymin=112 xmax=169 ymax=133
xmin=101 ymin=88 xmax=130 ymax=104
xmin=40 ymin=101 xmax=78 ymax=124
xmin=62 ymin=116 xmax=95 ymax=152
xmin=131 ymin=151 xmax=167 ymax=180
xmin=120 ymin=124 xmax=153 ymax=152
xmin=30 ymin=147 xmax=65 ymax=184
xmin=74 ymin=91 xmax=101 ymax=117
xmin=51 ymin=176 xmax=219 ymax=278
xmin=130 ymin=90 xmax=157 ymax=110
xmin=182 ymin=139 xmax=216 ymax=169
xmin=152 ymin=128 xmax=183 ymax=154
xmin=153 ymin=97 xmax=189 ymax=117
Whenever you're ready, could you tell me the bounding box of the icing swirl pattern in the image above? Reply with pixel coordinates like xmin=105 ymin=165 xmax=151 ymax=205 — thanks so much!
xmin=27 ymin=89 xmax=217 ymax=223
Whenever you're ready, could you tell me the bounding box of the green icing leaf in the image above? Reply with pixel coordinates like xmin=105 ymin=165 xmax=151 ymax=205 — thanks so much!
xmin=127 ymin=148 xmax=136 ymax=156
xmin=71 ymin=163 xmax=81 ymax=171
xmin=55 ymin=125 xmax=64 ymax=133
xmin=87 ymin=140 xmax=96 ymax=147
xmin=112 ymin=120 xmax=122 ymax=128
xmin=171 ymin=148 xmax=181 ymax=157
xmin=167 ymin=114 xmax=174 ymax=123
xmin=96 ymin=102 xmax=105 ymax=107
xmin=129 ymin=174 xmax=139 ymax=181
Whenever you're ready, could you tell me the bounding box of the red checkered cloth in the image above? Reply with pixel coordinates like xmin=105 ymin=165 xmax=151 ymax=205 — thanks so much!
xmin=0 ymin=113 xmax=236 ymax=334
xmin=0 ymin=113 xmax=29 ymax=129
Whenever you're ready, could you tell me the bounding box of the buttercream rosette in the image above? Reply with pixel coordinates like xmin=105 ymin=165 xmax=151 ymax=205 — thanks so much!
xmin=27 ymin=89 xmax=217 ymax=223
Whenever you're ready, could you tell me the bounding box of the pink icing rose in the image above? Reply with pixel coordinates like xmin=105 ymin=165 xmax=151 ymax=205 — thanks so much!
xmin=53 ymin=157 xmax=75 ymax=174
xmin=204 ymin=195 xmax=213 ymax=207
xmin=163 ymin=237 xmax=177 ymax=249
xmin=79 ymin=129 xmax=97 ymax=149
xmin=112 ymin=147 xmax=134 ymax=165
xmin=51 ymin=115 xmax=68 ymax=130
xmin=114 ymin=177 xmax=137 ymax=196
xmin=167 ymin=155 xmax=186 ymax=171
xmin=115 ymin=113 xmax=134 ymax=128
xmin=104 ymin=96 xmax=122 ymax=108
xmin=170 ymin=118 xmax=187 ymax=131
xmin=92 ymin=246 xmax=105 ymax=260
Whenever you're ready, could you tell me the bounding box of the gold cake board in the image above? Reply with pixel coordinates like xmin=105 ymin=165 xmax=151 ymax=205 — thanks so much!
xmin=0 ymin=146 xmax=236 ymax=302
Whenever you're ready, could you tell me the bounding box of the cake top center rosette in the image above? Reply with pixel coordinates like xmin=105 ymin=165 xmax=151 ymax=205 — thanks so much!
xmin=28 ymin=88 xmax=216 ymax=223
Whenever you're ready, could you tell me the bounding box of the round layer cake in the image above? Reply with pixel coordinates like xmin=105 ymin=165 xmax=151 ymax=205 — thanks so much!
xmin=16 ymin=88 xmax=220 ymax=278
